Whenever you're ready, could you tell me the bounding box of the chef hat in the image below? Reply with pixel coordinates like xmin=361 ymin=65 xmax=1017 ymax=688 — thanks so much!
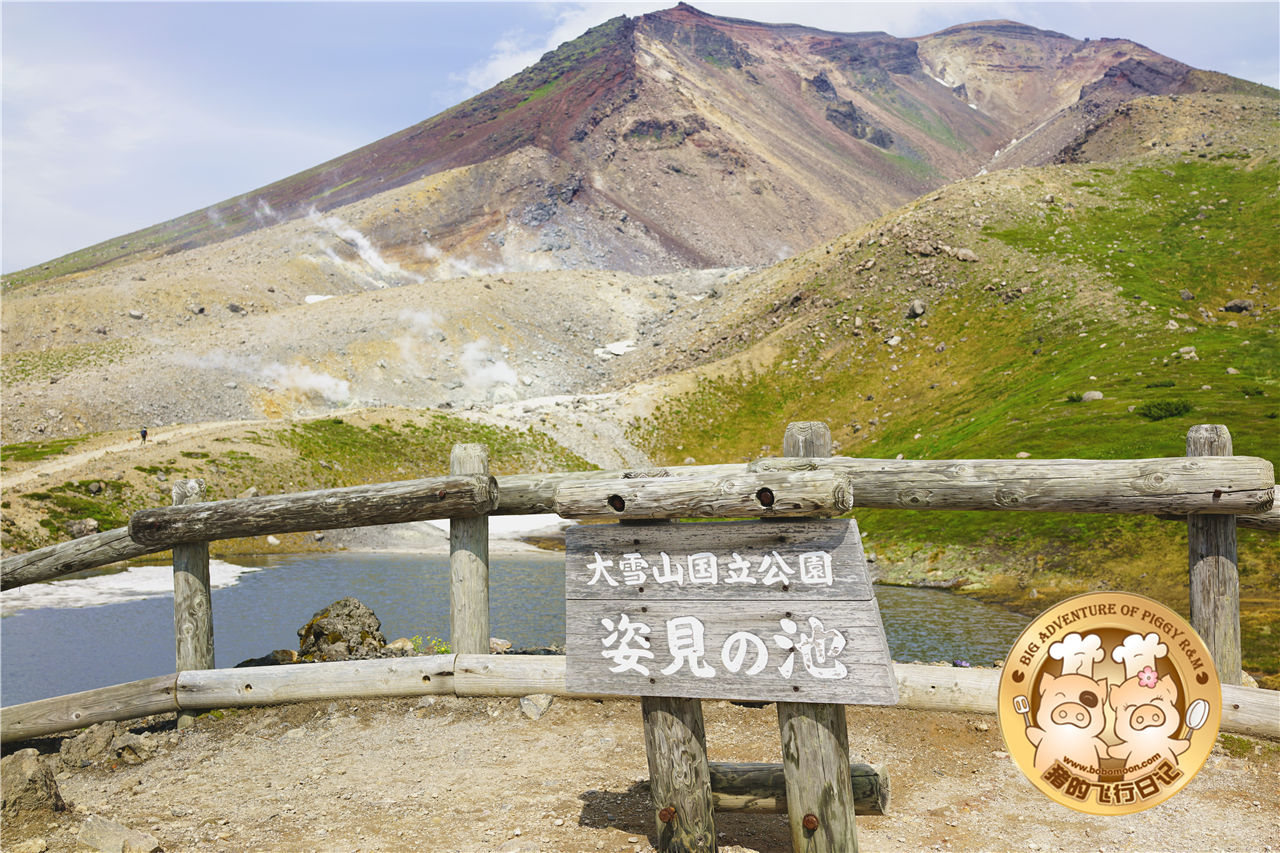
xmin=1111 ymin=631 xmax=1169 ymax=679
xmin=1048 ymin=632 xmax=1105 ymax=677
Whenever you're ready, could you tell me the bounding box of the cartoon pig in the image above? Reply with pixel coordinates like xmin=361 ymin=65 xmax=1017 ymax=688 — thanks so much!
xmin=1026 ymin=671 xmax=1111 ymax=780
xmin=1107 ymin=669 xmax=1190 ymax=769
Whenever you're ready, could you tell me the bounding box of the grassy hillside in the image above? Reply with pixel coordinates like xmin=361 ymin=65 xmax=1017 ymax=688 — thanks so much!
xmin=1 ymin=410 xmax=595 ymax=557
xmin=631 ymin=152 xmax=1279 ymax=684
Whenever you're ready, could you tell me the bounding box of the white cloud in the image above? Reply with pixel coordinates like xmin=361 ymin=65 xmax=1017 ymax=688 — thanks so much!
xmin=1 ymin=54 xmax=358 ymax=272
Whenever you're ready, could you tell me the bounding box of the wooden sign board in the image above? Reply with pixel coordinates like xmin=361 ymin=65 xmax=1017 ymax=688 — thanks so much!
xmin=565 ymin=519 xmax=898 ymax=705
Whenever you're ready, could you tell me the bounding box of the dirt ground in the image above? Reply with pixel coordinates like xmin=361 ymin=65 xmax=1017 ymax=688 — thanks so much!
xmin=4 ymin=694 xmax=1277 ymax=853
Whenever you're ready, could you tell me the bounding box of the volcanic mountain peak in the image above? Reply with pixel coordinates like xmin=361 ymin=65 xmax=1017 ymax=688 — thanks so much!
xmin=5 ymin=3 xmax=1269 ymax=289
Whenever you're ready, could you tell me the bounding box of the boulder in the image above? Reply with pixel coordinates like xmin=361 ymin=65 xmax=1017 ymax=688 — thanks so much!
xmin=906 ymin=299 xmax=927 ymax=319
xmin=111 ymin=732 xmax=157 ymax=765
xmin=1 ymin=749 xmax=66 ymax=818
xmin=60 ymin=721 xmax=119 ymax=767
xmin=1222 ymin=299 xmax=1253 ymax=313
xmin=298 ymin=598 xmax=386 ymax=661
xmin=1081 ymin=391 xmax=1104 ymax=402
xmin=64 ymin=518 xmax=100 ymax=538
xmin=519 ymin=694 xmax=555 ymax=721
xmin=77 ymin=814 xmax=162 ymax=853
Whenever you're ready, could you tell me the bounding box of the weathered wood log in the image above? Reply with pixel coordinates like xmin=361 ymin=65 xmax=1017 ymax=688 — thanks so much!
xmin=5 ymin=658 xmax=1276 ymax=743
xmin=128 ymin=474 xmax=498 ymax=547
xmin=1187 ymin=426 xmax=1242 ymax=685
xmin=1158 ymin=508 xmax=1280 ymax=531
xmin=643 ymin=695 xmax=717 ymax=853
xmin=753 ymin=456 xmax=1274 ymax=516
xmin=708 ymin=761 xmax=888 ymax=816
xmin=495 ymin=456 xmax=1275 ymax=516
xmin=495 ymin=466 xmax=745 ymax=514
xmin=450 ymin=444 xmax=491 ymax=656
xmin=1 ymin=675 xmax=179 ymax=743
xmin=171 ymin=479 xmax=214 ymax=729
xmin=554 ymin=469 xmax=853 ymax=519
xmin=776 ymin=422 xmax=859 ymax=853
xmin=175 ymin=656 xmax=457 ymax=708
xmin=1 ymin=527 xmax=155 ymax=590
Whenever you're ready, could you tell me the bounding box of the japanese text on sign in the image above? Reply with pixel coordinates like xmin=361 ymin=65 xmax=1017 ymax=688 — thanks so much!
xmin=599 ymin=612 xmax=849 ymax=681
xmin=585 ymin=549 xmax=834 ymax=588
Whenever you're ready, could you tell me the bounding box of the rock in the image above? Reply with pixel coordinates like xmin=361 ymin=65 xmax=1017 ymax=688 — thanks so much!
xmin=266 ymin=535 xmax=281 ymax=546
xmin=112 ymin=731 xmax=156 ymax=765
xmin=235 ymin=649 xmax=300 ymax=667
xmin=489 ymin=637 xmax=512 ymax=654
xmin=225 ymin=381 xmax=238 ymax=389
xmin=298 ymin=597 xmax=386 ymax=661
xmin=88 ymin=481 xmax=104 ymax=495
xmin=128 ymin=309 xmax=144 ymax=320
xmin=8 ymin=838 xmax=48 ymax=853
xmin=77 ymin=814 xmax=162 ymax=853
xmin=1081 ymin=391 xmax=1104 ymax=402
xmin=226 ymin=302 xmax=246 ymax=315
xmin=65 ymin=517 xmax=100 ymax=538
xmin=1226 ymin=367 xmax=1240 ymax=375
xmin=188 ymin=305 xmax=205 ymax=315
xmin=1179 ymin=289 xmax=1195 ymax=301
xmin=60 ymin=721 xmax=119 ymax=767
xmin=954 ymin=247 xmax=978 ymax=262
xmin=1 ymin=749 xmax=66 ymax=817
xmin=1166 ymin=320 xmax=1180 ymax=330
xmin=906 ymin=299 xmax=927 ymax=319
xmin=1222 ymin=299 xmax=1253 ymax=313
xmin=237 ymin=486 xmax=259 ymax=499
xmin=934 ymin=342 xmax=946 ymax=353
xmin=1016 ymin=451 xmax=1031 ymax=459
xmin=519 ymin=694 xmax=555 ymax=720
xmin=386 ymin=637 xmax=414 ymax=653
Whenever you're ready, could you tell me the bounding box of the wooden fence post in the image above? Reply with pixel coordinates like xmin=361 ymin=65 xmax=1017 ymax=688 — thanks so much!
xmin=450 ymin=444 xmax=490 ymax=655
xmin=777 ymin=422 xmax=860 ymax=852
xmin=171 ymin=479 xmax=213 ymax=729
xmin=1186 ymin=425 xmax=1242 ymax=685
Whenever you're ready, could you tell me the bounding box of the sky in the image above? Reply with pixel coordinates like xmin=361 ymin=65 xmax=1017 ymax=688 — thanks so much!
xmin=3 ymin=1 xmax=1277 ymax=274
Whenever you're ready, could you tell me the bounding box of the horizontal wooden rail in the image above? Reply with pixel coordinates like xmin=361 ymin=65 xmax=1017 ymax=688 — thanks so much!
xmin=707 ymin=761 xmax=887 ymax=815
xmin=1 ymin=527 xmax=154 ymax=590
xmin=3 ymin=456 xmax=1273 ymax=589
xmin=499 ymin=455 xmax=1274 ymax=516
xmin=554 ymin=469 xmax=853 ymax=519
xmin=1159 ymin=507 xmax=1280 ymax=532
xmin=4 ymin=657 xmax=1275 ymax=744
xmin=129 ymin=474 xmax=498 ymax=548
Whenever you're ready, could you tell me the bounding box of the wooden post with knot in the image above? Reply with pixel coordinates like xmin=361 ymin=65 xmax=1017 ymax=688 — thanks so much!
xmin=171 ymin=479 xmax=213 ymax=729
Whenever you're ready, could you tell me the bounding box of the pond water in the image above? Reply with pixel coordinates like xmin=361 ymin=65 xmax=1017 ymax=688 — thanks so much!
xmin=1 ymin=552 xmax=1030 ymax=706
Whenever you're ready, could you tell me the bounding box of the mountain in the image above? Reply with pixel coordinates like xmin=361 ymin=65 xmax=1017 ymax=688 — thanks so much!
xmin=5 ymin=4 xmax=1269 ymax=288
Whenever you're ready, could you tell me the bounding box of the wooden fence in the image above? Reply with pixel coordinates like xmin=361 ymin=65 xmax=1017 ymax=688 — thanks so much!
xmin=3 ymin=422 xmax=1276 ymax=746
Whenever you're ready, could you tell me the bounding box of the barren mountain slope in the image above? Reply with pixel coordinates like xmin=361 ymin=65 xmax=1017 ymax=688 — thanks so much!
xmin=5 ymin=4 xmax=1263 ymax=290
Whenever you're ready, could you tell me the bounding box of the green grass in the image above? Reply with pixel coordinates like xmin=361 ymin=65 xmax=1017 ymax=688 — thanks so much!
xmin=276 ymin=414 xmax=595 ymax=485
xmin=1 ymin=435 xmax=91 ymax=463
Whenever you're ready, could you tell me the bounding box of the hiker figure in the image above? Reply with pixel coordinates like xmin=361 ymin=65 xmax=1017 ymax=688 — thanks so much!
xmin=140 ymin=427 xmax=148 ymax=444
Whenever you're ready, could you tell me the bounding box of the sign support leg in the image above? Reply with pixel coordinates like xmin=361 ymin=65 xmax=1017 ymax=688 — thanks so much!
xmin=642 ymin=695 xmax=717 ymax=853
xmin=777 ymin=421 xmax=859 ymax=852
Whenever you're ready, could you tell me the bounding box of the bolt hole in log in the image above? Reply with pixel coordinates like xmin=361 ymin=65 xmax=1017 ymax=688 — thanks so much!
xmin=244 ymin=684 xmax=252 ymax=692
xmin=803 ymin=814 xmax=820 ymax=832
xmin=756 ymin=487 xmax=776 ymax=507
xmin=659 ymin=807 xmax=676 ymax=824
xmin=422 ymin=675 xmax=431 ymax=683
xmin=608 ymin=494 xmax=627 ymax=512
